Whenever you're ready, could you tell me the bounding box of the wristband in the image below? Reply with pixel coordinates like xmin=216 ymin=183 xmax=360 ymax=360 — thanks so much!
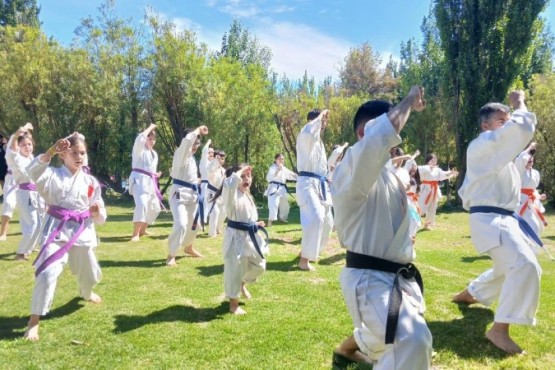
xmin=47 ymin=147 xmax=57 ymax=156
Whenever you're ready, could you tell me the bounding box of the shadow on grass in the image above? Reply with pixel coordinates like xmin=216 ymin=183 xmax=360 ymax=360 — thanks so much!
xmin=0 ymin=252 xmax=15 ymax=260
xmin=428 ymin=304 xmax=506 ymax=359
xmin=196 ymin=264 xmax=224 ymax=277
xmin=0 ymin=298 xmax=84 ymax=340
xmin=319 ymin=252 xmax=345 ymax=266
xmin=460 ymin=255 xmax=491 ymax=263
xmin=113 ymin=303 xmax=227 ymax=333
xmin=100 ymin=259 xmax=167 ymax=268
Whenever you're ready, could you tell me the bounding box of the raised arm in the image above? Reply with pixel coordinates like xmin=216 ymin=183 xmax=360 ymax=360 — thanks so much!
xmin=387 ymin=87 xmax=426 ymax=134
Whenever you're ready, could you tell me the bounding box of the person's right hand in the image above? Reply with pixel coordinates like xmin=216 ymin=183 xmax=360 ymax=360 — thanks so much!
xmin=197 ymin=126 xmax=209 ymax=135
xmin=409 ymin=86 xmax=426 ymax=112
xmin=509 ymin=90 xmax=525 ymax=107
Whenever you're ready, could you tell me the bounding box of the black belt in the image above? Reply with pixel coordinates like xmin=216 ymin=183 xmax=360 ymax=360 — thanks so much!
xmin=226 ymin=220 xmax=268 ymax=259
xmin=346 ymin=250 xmax=424 ymax=345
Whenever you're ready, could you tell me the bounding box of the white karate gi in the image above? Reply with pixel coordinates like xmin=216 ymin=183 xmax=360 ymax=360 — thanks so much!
xmin=199 ymin=143 xmax=212 ymax=224
xmin=514 ymin=150 xmax=545 ymax=237
xmin=129 ymin=132 xmax=161 ymax=225
xmin=1 ymin=171 xmax=18 ymax=218
xmin=27 ymin=158 xmax=106 ymax=315
xmin=206 ymin=159 xmax=226 ymax=237
xmin=222 ymin=173 xmax=267 ymax=299
xmin=417 ymin=165 xmax=453 ymax=225
xmin=458 ymin=109 xmax=541 ymax=325
xmin=296 ymin=116 xmax=333 ymax=261
xmin=167 ymin=132 xmax=200 ymax=257
xmin=265 ymin=163 xmax=297 ymax=222
xmin=331 ymin=114 xmax=432 ymax=369
xmin=5 ymin=137 xmax=45 ymax=255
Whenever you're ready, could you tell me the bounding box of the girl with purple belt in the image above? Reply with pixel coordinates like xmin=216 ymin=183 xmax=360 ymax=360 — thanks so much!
xmin=5 ymin=123 xmax=45 ymax=260
xmin=129 ymin=124 xmax=162 ymax=241
xmin=24 ymin=133 xmax=106 ymax=341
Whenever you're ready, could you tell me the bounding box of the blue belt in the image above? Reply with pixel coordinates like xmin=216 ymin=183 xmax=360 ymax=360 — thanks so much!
xmin=470 ymin=206 xmax=543 ymax=247
xmin=268 ymin=181 xmax=287 ymax=197
xmin=173 ymin=179 xmax=204 ymax=231
xmin=226 ymin=220 xmax=268 ymax=259
xmin=299 ymin=171 xmax=328 ymax=201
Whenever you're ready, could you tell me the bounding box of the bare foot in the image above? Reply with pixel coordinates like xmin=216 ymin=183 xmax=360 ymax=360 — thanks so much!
xmin=241 ymin=283 xmax=252 ymax=299
xmin=184 ymin=245 xmax=203 ymax=258
xmin=0 ymin=234 xmax=7 ymax=241
xmin=333 ymin=349 xmax=372 ymax=365
xmin=279 ymin=219 xmax=288 ymax=223
xmin=15 ymin=253 xmax=28 ymax=261
xmin=130 ymin=235 xmax=140 ymax=242
xmin=230 ymin=300 xmax=246 ymax=315
xmin=452 ymin=288 xmax=478 ymax=304
xmin=140 ymin=230 xmax=152 ymax=236
xmin=166 ymin=256 xmax=177 ymax=266
xmin=87 ymin=292 xmax=102 ymax=304
xmin=299 ymin=258 xmax=316 ymax=271
xmin=486 ymin=327 xmax=524 ymax=355
xmin=24 ymin=315 xmax=40 ymax=341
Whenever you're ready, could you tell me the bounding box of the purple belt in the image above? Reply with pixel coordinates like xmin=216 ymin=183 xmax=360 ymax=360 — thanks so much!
xmin=132 ymin=168 xmax=164 ymax=204
xmin=33 ymin=205 xmax=91 ymax=276
xmin=19 ymin=182 xmax=37 ymax=191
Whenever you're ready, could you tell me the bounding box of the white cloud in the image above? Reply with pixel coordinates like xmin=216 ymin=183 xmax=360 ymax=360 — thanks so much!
xmin=254 ymin=21 xmax=351 ymax=82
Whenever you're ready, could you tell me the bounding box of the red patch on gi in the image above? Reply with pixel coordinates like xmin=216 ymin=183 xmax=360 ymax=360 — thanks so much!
xmin=88 ymin=185 xmax=94 ymax=198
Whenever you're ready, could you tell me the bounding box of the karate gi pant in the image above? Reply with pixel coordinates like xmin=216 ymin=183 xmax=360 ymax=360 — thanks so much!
xmin=16 ymin=190 xmax=43 ymax=255
xmin=1 ymin=186 xmax=17 ymax=218
xmin=267 ymin=191 xmax=290 ymax=222
xmin=207 ymin=190 xmax=225 ymax=237
xmin=31 ymin=244 xmax=102 ymax=315
xmin=132 ymin=186 xmax=161 ymax=225
xmin=223 ymin=242 xmax=266 ymax=299
xmin=340 ymin=267 xmax=432 ymax=370
xmin=297 ymin=187 xmax=333 ymax=261
xmin=468 ymin=229 xmax=541 ymax=325
xmin=418 ymin=195 xmax=438 ymax=226
xmin=167 ymin=189 xmax=199 ymax=257
xmin=201 ymin=182 xmax=209 ymax=224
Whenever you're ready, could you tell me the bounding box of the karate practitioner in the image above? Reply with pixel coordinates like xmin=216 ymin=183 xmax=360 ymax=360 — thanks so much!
xmin=417 ymin=153 xmax=458 ymax=229
xmin=218 ymin=165 xmax=267 ymax=314
xmin=453 ymin=91 xmax=541 ymax=355
xmin=0 ymin=167 xmax=18 ymax=241
xmin=6 ymin=123 xmax=45 ymax=260
xmin=199 ymin=140 xmax=214 ymax=224
xmin=206 ymin=150 xmax=226 ymax=237
xmin=514 ymin=142 xmax=547 ymax=237
xmin=296 ymin=109 xmax=334 ymax=271
xmin=265 ymin=153 xmax=297 ymax=227
xmin=24 ymin=133 xmax=106 ymax=341
xmin=328 ymin=142 xmax=349 ymax=176
xmin=129 ymin=124 xmax=162 ymax=241
xmin=166 ymin=125 xmax=208 ymax=266
xmin=388 ymin=148 xmax=422 ymax=243
xmin=332 ymin=87 xmax=432 ymax=369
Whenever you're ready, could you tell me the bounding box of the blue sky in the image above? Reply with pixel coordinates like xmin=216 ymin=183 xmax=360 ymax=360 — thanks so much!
xmin=38 ymin=0 xmax=555 ymax=83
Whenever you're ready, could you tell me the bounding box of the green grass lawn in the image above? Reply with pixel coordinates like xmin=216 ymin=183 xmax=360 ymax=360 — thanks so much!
xmin=0 ymin=199 xmax=554 ymax=369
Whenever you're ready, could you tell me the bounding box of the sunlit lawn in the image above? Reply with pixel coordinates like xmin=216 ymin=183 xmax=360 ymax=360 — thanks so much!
xmin=0 ymin=197 xmax=554 ymax=369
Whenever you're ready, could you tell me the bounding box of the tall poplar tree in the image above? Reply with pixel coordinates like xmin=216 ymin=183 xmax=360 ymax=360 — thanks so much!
xmin=434 ymin=0 xmax=548 ymax=185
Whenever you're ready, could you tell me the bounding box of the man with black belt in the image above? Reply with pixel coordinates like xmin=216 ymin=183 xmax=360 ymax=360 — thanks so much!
xmin=296 ymin=109 xmax=334 ymax=271
xmin=331 ymin=87 xmax=432 ymax=369
xmin=453 ymin=91 xmax=541 ymax=355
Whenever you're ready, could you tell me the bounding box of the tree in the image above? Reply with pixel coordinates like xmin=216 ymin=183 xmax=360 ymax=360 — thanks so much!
xmin=434 ymin=0 xmax=549 ymax=188
xmin=0 ymin=0 xmax=40 ymax=27
xmin=527 ymin=72 xmax=555 ymax=204
xmin=219 ymin=19 xmax=272 ymax=71
xmin=338 ymin=42 xmax=397 ymax=99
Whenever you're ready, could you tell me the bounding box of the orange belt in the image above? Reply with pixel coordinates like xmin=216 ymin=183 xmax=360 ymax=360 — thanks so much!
xmin=407 ymin=191 xmax=421 ymax=215
xmin=421 ymin=180 xmax=438 ymax=205
xmin=519 ymin=188 xmax=548 ymax=226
